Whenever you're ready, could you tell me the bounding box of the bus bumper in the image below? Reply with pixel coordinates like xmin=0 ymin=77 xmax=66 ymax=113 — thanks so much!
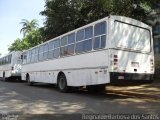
xmin=109 ymin=72 xmax=154 ymax=85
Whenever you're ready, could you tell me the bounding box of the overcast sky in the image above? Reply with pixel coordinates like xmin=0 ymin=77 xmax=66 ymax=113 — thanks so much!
xmin=0 ymin=0 xmax=45 ymax=56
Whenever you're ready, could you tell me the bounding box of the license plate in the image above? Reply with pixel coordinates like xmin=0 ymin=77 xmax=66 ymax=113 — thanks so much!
xmin=118 ymin=76 xmax=124 ymax=79
xmin=131 ymin=62 xmax=139 ymax=67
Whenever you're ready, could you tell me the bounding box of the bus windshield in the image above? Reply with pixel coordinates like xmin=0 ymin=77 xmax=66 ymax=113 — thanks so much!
xmin=113 ymin=21 xmax=151 ymax=53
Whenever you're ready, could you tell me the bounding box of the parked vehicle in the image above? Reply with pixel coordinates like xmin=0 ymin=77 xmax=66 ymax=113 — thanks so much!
xmin=21 ymin=16 xmax=154 ymax=92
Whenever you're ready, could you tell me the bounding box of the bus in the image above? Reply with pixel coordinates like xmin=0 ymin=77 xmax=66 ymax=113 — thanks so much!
xmin=0 ymin=51 xmax=22 ymax=81
xmin=21 ymin=15 xmax=154 ymax=92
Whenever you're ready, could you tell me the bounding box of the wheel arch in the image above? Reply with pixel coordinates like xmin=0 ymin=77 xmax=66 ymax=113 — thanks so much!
xmin=57 ymin=71 xmax=65 ymax=84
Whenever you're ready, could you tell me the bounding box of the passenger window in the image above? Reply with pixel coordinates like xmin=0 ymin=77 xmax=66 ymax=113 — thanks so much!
xmin=54 ymin=39 xmax=60 ymax=48
xmin=49 ymin=41 xmax=54 ymax=50
xmin=31 ymin=49 xmax=35 ymax=63
xmin=101 ymin=35 xmax=106 ymax=48
xmin=43 ymin=44 xmax=48 ymax=60
xmin=85 ymin=26 xmax=93 ymax=39
xmin=94 ymin=21 xmax=106 ymax=36
xmin=61 ymin=36 xmax=67 ymax=46
xmin=48 ymin=41 xmax=54 ymax=59
xmin=38 ymin=46 xmax=44 ymax=61
xmin=6 ymin=56 xmax=9 ymax=64
xmin=39 ymin=46 xmax=43 ymax=53
xmin=94 ymin=37 xmax=100 ymax=49
xmin=60 ymin=46 xmax=67 ymax=56
xmin=94 ymin=35 xmax=106 ymax=49
xmin=22 ymin=52 xmax=27 ymax=64
xmin=76 ymin=29 xmax=84 ymax=41
xmin=84 ymin=39 xmax=92 ymax=52
xmin=67 ymin=44 xmax=74 ymax=55
xmin=34 ymin=47 xmax=39 ymax=62
xmin=9 ymin=55 xmax=12 ymax=63
xmin=54 ymin=48 xmax=60 ymax=58
xmin=68 ymin=33 xmax=75 ymax=44
xmin=76 ymin=39 xmax=92 ymax=53
xmin=48 ymin=50 xmax=54 ymax=59
xmin=27 ymin=51 xmax=31 ymax=63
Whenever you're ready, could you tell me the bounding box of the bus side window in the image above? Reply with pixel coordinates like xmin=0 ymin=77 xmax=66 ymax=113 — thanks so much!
xmin=85 ymin=26 xmax=93 ymax=39
xmin=48 ymin=41 xmax=54 ymax=59
xmin=75 ymin=27 xmax=93 ymax=54
xmin=31 ymin=49 xmax=35 ymax=63
xmin=61 ymin=36 xmax=67 ymax=46
xmin=54 ymin=48 xmax=60 ymax=58
xmin=76 ymin=39 xmax=92 ymax=53
xmin=23 ymin=53 xmax=27 ymax=64
xmin=9 ymin=55 xmax=12 ymax=63
xmin=68 ymin=33 xmax=75 ymax=44
xmin=94 ymin=21 xmax=106 ymax=49
xmin=27 ymin=51 xmax=31 ymax=63
xmin=76 ymin=29 xmax=84 ymax=42
xmin=34 ymin=47 xmax=39 ymax=62
xmin=43 ymin=43 xmax=49 ymax=60
xmin=38 ymin=45 xmax=44 ymax=61
xmin=54 ymin=39 xmax=60 ymax=58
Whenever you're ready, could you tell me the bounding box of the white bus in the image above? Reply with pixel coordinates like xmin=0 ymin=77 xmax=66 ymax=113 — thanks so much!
xmin=21 ymin=16 xmax=154 ymax=92
xmin=0 ymin=51 xmax=22 ymax=81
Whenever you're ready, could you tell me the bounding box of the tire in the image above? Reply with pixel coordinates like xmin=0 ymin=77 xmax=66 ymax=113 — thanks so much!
xmin=26 ymin=75 xmax=33 ymax=86
xmin=87 ymin=84 xmax=106 ymax=93
xmin=57 ymin=74 xmax=69 ymax=92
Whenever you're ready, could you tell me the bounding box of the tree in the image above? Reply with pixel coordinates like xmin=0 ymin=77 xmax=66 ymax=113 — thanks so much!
xmin=20 ymin=19 xmax=39 ymax=37
xmin=40 ymin=0 xmax=155 ymax=40
xmin=8 ymin=29 xmax=43 ymax=52
xmin=8 ymin=38 xmax=26 ymax=52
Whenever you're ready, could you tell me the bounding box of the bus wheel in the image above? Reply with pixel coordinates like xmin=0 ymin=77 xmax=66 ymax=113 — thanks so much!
xmin=26 ymin=75 xmax=33 ymax=86
xmin=57 ymin=74 xmax=69 ymax=92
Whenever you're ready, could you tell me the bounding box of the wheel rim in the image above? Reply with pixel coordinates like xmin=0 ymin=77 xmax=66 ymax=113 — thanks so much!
xmin=59 ymin=77 xmax=66 ymax=90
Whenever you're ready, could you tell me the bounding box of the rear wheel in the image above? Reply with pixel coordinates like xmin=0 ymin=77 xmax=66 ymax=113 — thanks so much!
xmin=26 ymin=75 xmax=33 ymax=86
xmin=57 ymin=74 xmax=69 ymax=92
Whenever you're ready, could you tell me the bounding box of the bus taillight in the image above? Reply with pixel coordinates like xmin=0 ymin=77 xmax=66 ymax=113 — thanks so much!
xmin=114 ymin=55 xmax=118 ymax=58
xmin=112 ymin=54 xmax=118 ymax=70
xmin=150 ymin=59 xmax=154 ymax=72
xmin=114 ymin=54 xmax=118 ymax=63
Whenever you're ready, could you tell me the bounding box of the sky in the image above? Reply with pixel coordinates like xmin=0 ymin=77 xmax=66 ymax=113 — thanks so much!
xmin=0 ymin=0 xmax=45 ymax=56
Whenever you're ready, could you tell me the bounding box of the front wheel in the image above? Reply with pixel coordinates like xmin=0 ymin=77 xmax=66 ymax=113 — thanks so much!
xmin=57 ymin=74 xmax=69 ymax=92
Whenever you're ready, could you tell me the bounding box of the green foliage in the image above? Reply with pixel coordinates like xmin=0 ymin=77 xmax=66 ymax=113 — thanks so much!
xmin=8 ymin=29 xmax=43 ymax=52
xmin=8 ymin=19 xmax=43 ymax=52
xmin=40 ymin=0 xmax=155 ymax=40
xmin=20 ymin=19 xmax=39 ymax=37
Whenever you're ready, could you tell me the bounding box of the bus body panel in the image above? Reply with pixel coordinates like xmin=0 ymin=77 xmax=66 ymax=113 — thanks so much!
xmin=22 ymin=50 xmax=110 ymax=86
xmin=108 ymin=16 xmax=154 ymax=84
xmin=109 ymin=49 xmax=154 ymax=74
